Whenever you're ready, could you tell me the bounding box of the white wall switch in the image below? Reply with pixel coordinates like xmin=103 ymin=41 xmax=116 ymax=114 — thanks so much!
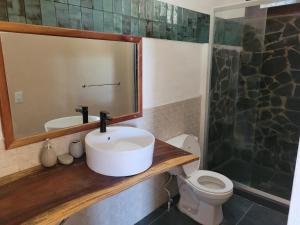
xmin=15 ymin=91 xmax=24 ymax=104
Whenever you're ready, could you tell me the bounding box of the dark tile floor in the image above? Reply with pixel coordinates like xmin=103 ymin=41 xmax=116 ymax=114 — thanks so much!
xmin=213 ymin=159 xmax=293 ymax=200
xmin=136 ymin=194 xmax=288 ymax=225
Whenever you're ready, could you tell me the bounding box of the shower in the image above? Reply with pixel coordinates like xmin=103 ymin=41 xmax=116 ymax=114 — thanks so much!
xmin=205 ymin=0 xmax=300 ymax=206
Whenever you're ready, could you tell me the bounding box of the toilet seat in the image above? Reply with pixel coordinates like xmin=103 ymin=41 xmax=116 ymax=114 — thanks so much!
xmin=187 ymin=170 xmax=233 ymax=194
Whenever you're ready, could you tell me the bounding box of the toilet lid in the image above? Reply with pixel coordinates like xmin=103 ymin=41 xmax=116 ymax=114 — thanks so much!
xmin=181 ymin=135 xmax=200 ymax=176
xmin=182 ymin=161 xmax=200 ymax=176
xmin=187 ymin=170 xmax=233 ymax=194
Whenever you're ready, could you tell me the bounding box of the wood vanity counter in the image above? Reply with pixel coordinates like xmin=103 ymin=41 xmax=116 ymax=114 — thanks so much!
xmin=0 ymin=139 xmax=198 ymax=225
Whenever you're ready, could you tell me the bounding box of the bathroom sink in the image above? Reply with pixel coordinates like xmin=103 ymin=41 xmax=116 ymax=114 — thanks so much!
xmin=85 ymin=126 xmax=155 ymax=177
xmin=44 ymin=116 xmax=100 ymax=132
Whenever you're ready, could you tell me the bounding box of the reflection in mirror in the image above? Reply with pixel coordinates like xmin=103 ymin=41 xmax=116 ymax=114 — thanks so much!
xmin=0 ymin=32 xmax=138 ymax=138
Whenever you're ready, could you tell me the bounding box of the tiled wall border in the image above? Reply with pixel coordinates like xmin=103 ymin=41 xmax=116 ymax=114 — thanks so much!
xmin=0 ymin=0 xmax=210 ymax=43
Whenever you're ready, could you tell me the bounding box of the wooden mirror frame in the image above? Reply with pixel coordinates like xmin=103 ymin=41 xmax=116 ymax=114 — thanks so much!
xmin=0 ymin=22 xmax=143 ymax=150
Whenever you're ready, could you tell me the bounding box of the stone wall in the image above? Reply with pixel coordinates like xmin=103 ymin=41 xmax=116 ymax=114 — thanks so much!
xmin=207 ymin=46 xmax=240 ymax=169
xmin=208 ymin=14 xmax=300 ymax=175
xmin=233 ymin=22 xmax=265 ymax=159
xmin=252 ymin=15 xmax=300 ymax=174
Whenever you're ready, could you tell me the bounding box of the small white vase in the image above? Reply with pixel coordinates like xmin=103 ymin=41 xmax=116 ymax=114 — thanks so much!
xmin=69 ymin=140 xmax=84 ymax=158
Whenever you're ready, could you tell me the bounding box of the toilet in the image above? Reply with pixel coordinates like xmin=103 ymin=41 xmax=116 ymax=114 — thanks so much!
xmin=167 ymin=134 xmax=233 ymax=225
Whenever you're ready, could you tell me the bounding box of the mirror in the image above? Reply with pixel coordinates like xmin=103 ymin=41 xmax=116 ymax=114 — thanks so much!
xmin=0 ymin=23 xmax=142 ymax=149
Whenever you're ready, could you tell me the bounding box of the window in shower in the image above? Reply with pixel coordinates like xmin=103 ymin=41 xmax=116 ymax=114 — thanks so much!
xmin=207 ymin=2 xmax=300 ymax=201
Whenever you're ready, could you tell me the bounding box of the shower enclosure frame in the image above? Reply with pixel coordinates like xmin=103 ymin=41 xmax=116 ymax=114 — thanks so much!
xmin=203 ymin=0 xmax=293 ymax=207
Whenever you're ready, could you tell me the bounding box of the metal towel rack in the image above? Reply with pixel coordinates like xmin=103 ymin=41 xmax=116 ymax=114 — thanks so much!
xmin=82 ymin=82 xmax=121 ymax=88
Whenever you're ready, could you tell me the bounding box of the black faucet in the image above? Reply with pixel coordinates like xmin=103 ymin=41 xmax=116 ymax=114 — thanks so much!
xmin=75 ymin=106 xmax=89 ymax=124
xmin=100 ymin=111 xmax=112 ymax=133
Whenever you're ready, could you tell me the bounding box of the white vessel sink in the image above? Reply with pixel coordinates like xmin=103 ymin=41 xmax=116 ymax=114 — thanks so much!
xmin=44 ymin=116 xmax=100 ymax=132
xmin=85 ymin=126 xmax=155 ymax=177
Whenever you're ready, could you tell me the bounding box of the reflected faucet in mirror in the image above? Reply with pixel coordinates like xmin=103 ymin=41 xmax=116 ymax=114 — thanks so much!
xmin=0 ymin=25 xmax=142 ymax=149
xmin=75 ymin=106 xmax=89 ymax=124
xmin=100 ymin=111 xmax=112 ymax=133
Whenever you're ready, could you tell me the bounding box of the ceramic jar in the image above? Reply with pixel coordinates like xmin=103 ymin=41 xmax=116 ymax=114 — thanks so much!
xmin=69 ymin=140 xmax=84 ymax=158
xmin=40 ymin=139 xmax=57 ymax=167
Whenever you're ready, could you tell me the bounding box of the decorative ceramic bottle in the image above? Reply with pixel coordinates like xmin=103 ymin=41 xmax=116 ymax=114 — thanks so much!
xmin=40 ymin=139 xmax=57 ymax=167
xmin=69 ymin=140 xmax=84 ymax=158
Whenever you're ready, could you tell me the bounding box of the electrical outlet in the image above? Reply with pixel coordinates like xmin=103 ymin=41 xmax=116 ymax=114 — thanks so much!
xmin=15 ymin=91 xmax=24 ymax=104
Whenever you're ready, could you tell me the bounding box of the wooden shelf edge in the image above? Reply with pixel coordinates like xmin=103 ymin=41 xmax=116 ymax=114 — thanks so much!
xmin=0 ymin=165 xmax=44 ymax=187
xmin=21 ymin=155 xmax=198 ymax=225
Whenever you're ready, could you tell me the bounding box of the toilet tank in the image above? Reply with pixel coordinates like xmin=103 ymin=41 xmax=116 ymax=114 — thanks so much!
xmin=166 ymin=134 xmax=200 ymax=176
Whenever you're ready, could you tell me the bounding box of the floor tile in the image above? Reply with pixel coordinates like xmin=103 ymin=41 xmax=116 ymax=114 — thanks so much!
xmin=150 ymin=207 xmax=200 ymax=225
xmin=136 ymin=194 xmax=287 ymax=225
xmin=221 ymin=195 xmax=253 ymax=225
xmin=238 ymin=204 xmax=288 ymax=225
xmin=135 ymin=204 xmax=166 ymax=225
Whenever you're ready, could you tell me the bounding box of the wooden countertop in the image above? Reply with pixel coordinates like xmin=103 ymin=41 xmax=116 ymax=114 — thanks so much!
xmin=0 ymin=139 xmax=198 ymax=225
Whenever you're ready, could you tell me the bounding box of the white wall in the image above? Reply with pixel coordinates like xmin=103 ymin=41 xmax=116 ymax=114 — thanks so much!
xmin=143 ymin=38 xmax=206 ymax=109
xmin=288 ymin=140 xmax=300 ymax=225
xmin=142 ymin=38 xmax=208 ymax=149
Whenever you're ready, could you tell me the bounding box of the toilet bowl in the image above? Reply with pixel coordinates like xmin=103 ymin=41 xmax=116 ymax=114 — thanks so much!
xmin=167 ymin=134 xmax=233 ymax=225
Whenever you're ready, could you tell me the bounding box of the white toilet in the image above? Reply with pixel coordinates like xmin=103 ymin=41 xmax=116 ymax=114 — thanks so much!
xmin=167 ymin=134 xmax=233 ymax=225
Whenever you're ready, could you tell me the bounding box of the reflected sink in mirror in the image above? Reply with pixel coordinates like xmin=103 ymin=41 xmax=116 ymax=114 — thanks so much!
xmin=44 ymin=116 xmax=100 ymax=132
xmin=1 ymin=32 xmax=138 ymax=140
xmin=85 ymin=126 xmax=155 ymax=177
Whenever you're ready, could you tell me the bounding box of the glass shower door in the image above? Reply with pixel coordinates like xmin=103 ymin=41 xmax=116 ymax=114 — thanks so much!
xmin=207 ymin=2 xmax=299 ymax=202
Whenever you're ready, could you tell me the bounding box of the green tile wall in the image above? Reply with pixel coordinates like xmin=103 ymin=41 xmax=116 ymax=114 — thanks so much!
xmin=0 ymin=0 xmax=210 ymax=43
xmin=69 ymin=5 xmax=81 ymax=28
xmin=214 ymin=18 xmax=243 ymax=46
xmin=0 ymin=0 xmax=8 ymax=21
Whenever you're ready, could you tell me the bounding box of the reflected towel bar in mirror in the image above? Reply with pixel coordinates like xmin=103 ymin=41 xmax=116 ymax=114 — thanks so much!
xmin=82 ymin=82 xmax=121 ymax=88
xmin=0 ymin=22 xmax=142 ymax=149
